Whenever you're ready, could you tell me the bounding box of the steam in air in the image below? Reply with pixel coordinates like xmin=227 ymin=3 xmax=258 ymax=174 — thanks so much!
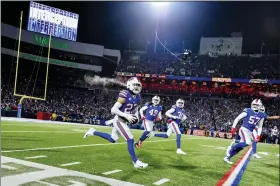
xmin=84 ymin=75 xmax=126 ymax=87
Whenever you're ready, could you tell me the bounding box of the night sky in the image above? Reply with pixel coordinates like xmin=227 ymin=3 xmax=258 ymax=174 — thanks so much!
xmin=2 ymin=1 xmax=280 ymax=54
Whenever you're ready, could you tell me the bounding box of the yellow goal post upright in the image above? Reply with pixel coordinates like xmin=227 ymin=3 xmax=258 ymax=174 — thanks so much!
xmin=13 ymin=11 xmax=52 ymax=118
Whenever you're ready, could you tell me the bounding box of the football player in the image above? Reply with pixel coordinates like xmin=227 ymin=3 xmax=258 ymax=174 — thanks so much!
xmin=84 ymin=77 xmax=148 ymax=168
xmin=229 ymin=105 xmax=279 ymax=159
xmin=135 ymin=96 xmax=162 ymax=149
xmin=153 ymin=99 xmax=187 ymax=155
xmin=224 ymin=99 xmax=264 ymax=164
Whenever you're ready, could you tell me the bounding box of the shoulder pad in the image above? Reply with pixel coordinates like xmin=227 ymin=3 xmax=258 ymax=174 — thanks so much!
xmin=145 ymin=102 xmax=152 ymax=106
xmin=118 ymin=90 xmax=129 ymax=98
xmin=243 ymin=108 xmax=248 ymax=113
xmin=172 ymin=105 xmax=176 ymax=109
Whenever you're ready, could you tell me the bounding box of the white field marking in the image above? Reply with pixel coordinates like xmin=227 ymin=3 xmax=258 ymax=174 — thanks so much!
xmin=2 ymin=138 xmax=200 ymax=153
xmin=2 ymin=156 xmax=143 ymax=186
xmin=215 ymin=147 xmax=227 ymax=150
xmin=73 ymin=129 xmax=87 ymax=132
xmin=277 ymin=154 xmax=279 ymax=157
xmin=37 ymin=181 xmax=58 ymax=186
xmin=200 ymin=145 xmax=215 ymax=148
xmin=24 ymin=155 xmax=47 ymax=159
xmin=1 ymin=164 xmax=17 ymax=170
xmin=258 ymin=152 xmax=268 ymax=155
xmin=153 ymin=178 xmax=170 ymax=185
xmin=2 ymin=131 xmax=81 ymax=133
xmin=102 ymin=169 xmax=122 ymax=175
xmin=60 ymin=162 xmax=81 ymax=167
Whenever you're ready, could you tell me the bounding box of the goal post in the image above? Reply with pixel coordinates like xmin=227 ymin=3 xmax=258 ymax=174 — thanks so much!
xmin=13 ymin=11 xmax=52 ymax=118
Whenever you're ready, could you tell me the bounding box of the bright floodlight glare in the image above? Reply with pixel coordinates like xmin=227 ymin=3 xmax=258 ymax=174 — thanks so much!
xmin=151 ymin=2 xmax=169 ymax=7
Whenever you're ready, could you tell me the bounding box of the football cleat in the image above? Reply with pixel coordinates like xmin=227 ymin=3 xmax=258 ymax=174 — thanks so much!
xmin=226 ymin=145 xmax=232 ymax=157
xmin=176 ymin=149 xmax=186 ymax=155
xmin=134 ymin=141 xmax=142 ymax=149
xmin=252 ymin=153 xmax=262 ymax=159
xmin=133 ymin=160 xmax=148 ymax=168
xmin=84 ymin=128 xmax=96 ymax=138
xmin=224 ymin=157 xmax=233 ymax=164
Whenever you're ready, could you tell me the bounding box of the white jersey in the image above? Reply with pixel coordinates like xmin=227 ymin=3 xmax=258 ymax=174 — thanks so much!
xmin=271 ymin=129 xmax=278 ymax=136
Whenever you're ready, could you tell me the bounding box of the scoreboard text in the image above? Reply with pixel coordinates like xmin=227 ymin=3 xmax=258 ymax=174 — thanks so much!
xmin=27 ymin=2 xmax=79 ymax=41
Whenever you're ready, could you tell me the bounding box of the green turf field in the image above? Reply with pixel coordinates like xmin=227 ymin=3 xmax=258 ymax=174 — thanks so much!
xmin=2 ymin=120 xmax=279 ymax=186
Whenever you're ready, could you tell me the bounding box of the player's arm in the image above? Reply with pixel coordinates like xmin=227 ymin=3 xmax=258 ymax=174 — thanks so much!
xmin=157 ymin=111 xmax=162 ymax=120
xmin=181 ymin=114 xmax=187 ymax=123
xmin=231 ymin=111 xmax=247 ymax=133
xmin=267 ymin=116 xmax=280 ymax=120
xmin=111 ymin=97 xmax=134 ymax=122
xmin=165 ymin=108 xmax=177 ymax=119
xmin=139 ymin=105 xmax=148 ymax=119
xmin=134 ymin=106 xmax=140 ymax=121
xmin=256 ymin=118 xmax=265 ymax=141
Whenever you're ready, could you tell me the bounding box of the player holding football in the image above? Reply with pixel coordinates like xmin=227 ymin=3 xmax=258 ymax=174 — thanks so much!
xmin=84 ymin=77 xmax=148 ymax=168
xmin=224 ymin=99 xmax=264 ymax=164
xmin=135 ymin=96 xmax=162 ymax=149
xmin=153 ymin=99 xmax=187 ymax=155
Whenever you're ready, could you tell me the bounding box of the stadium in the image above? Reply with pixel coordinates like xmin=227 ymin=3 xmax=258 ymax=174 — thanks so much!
xmin=1 ymin=1 xmax=279 ymax=186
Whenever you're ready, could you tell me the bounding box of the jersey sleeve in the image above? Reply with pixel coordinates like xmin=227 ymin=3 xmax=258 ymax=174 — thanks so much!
xmin=172 ymin=105 xmax=176 ymax=109
xmin=242 ymin=108 xmax=248 ymax=113
xmin=263 ymin=113 xmax=268 ymax=120
xmin=145 ymin=102 xmax=151 ymax=107
xmin=118 ymin=90 xmax=128 ymax=99
xmin=159 ymin=106 xmax=163 ymax=111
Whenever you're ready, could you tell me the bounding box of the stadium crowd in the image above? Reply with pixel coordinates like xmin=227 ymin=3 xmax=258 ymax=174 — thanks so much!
xmin=118 ymin=51 xmax=280 ymax=79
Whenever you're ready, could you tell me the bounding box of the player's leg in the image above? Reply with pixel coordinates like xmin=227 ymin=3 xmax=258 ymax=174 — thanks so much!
xmin=84 ymin=127 xmax=116 ymax=143
xmin=135 ymin=120 xmax=154 ymax=148
xmin=224 ymin=127 xmax=252 ymax=164
xmin=252 ymin=128 xmax=261 ymax=159
xmin=154 ymin=123 xmax=172 ymax=138
xmin=114 ymin=120 xmax=148 ymax=168
xmin=169 ymin=121 xmax=186 ymax=155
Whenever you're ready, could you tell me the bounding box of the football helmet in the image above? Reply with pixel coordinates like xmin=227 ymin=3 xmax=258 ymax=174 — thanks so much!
xmin=259 ymin=105 xmax=265 ymax=113
xmin=251 ymin=99 xmax=262 ymax=112
xmin=176 ymin=99 xmax=184 ymax=108
xmin=152 ymin=96 xmax=160 ymax=105
xmin=126 ymin=77 xmax=142 ymax=94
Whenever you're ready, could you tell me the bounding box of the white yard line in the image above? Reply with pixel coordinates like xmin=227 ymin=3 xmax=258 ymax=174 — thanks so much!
xmin=2 ymin=138 xmax=199 ymax=153
xmin=24 ymin=155 xmax=47 ymax=159
xmin=102 ymin=169 xmax=122 ymax=175
xmin=258 ymin=152 xmax=268 ymax=155
xmin=1 ymin=165 xmax=17 ymax=170
xmin=60 ymin=162 xmax=81 ymax=167
xmin=153 ymin=178 xmax=170 ymax=185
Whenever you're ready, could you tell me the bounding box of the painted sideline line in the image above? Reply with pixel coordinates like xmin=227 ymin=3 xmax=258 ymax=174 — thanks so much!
xmin=153 ymin=178 xmax=170 ymax=185
xmin=60 ymin=162 xmax=81 ymax=167
xmin=25 ymin=155 xmax=47 ymax=159
xmin=216 ymin=146 xmax=252 ymax=186
xmin=102 ymin=170 xmax=122 ymax=175
xmin=2 ymin=138 xmax=199 ymax=153
xmin=2 ymin=131 xmax=81 ymax=133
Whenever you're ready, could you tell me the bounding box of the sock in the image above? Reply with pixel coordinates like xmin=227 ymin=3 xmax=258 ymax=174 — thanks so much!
xmin=139 ymin=131 xmax=150 ymax=142
xmin=127 ymin=139 xmax=138 ymax=163
xmin=155 ymin=133 xmax=168 ymax=138
xmin=93 ymin=131 xmax=115 ymax=143
xmin=252 ymin=141 xmax=257 ymax=154
xmin=229 ymin=142 xmax=248 ymax=158
xmin=176 ymin=134 xmax=181 ymax=149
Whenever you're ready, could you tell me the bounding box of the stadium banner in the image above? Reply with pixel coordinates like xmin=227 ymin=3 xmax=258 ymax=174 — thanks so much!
xmin=1 ymin=23 xmax=104 ymax=57
xmin=28 ymin=2 xmax=79 ymax=41
xmin=116 ymin=72 xmax=280 ymax=84
xmin=212 ymin=77 xmax=232 ymax=83
xmin=199 ymin=37 xmax=243 ymax=55
xmin=2 ymin=47 xmax=102 ymax=72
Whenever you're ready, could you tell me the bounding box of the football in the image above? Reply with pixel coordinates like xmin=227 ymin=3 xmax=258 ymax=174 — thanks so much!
xmin=119 ymin=115 xmax=139 ymax=124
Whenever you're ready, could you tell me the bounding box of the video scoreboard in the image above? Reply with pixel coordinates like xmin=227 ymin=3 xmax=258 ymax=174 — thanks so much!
xmin=27 ymin=1 xmax=79 ymax=41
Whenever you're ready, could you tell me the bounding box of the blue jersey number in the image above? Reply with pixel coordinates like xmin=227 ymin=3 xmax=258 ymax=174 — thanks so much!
xmin=124 ymin=104 xmax=137 ymax=114
xmin=248 ymin=116 xmax=260 ymax=125
xmin=149 ymin=109 xmax=158 ymax=116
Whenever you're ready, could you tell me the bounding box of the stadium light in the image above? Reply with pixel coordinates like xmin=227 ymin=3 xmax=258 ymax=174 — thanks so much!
xmin=151 ymin=2 xmax=170 ymax=53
